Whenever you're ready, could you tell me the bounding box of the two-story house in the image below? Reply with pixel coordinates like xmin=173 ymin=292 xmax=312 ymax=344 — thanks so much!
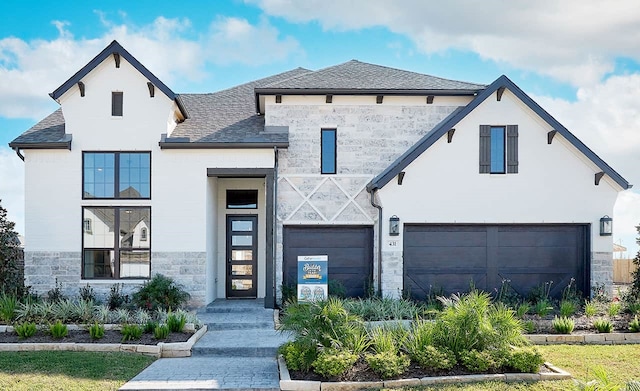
xmin=9 ymin=41 xmax=630 ymax=307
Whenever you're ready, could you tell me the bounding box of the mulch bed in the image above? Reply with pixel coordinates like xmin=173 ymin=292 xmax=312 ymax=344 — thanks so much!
xmin=0 ymin=330 xmax=192 ymax=345
xmin=289 ymin=358 xmax=549 ymax=382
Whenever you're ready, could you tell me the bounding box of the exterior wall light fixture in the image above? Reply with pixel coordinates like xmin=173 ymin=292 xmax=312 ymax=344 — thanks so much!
xmin=389 ymin=215 xmax=400 ymax=236
xmin=600 ymin=215 xmax=612 ymax=236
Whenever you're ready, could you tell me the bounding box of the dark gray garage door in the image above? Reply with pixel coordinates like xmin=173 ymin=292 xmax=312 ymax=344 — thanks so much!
xmin=403 ymin=224 xmax=589 ymax=300
xmin=283 ymin=226 xmax=373 ymax=297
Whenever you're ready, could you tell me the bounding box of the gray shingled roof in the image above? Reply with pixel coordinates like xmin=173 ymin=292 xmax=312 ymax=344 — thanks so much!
xmin=258 ymin=60 xmax=486 ymax=91
xmin=168 ymin=68 xmax=310 ymax=144
xmin=9 ymin=109 xmax=68 ymax=147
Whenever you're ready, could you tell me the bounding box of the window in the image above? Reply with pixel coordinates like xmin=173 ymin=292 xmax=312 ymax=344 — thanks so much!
xmin=226 ymin=190 xmax=258 ymax=209
xmin=82 ymin=207 xmax=150 ymax=279
xmin=479 ymin=125 xmax=518 ymax=174
xmin=83 ymin=152 xmax=150 ymax=199
xmin=84 ymin=218 xmax=92 ymax=234
xmin=490 ymin=126 xmax=505 ymax=173
xmin=321 ymin=128 xmax=336 ymax=174
xmin=112 ymin=92 xmax=123 ymax=116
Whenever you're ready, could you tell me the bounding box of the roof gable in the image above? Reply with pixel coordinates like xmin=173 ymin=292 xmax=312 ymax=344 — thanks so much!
xmin=367 ymin=75 xmax=631 ymax=191
xmin=49 ymin=40 xmax=187 ymax=118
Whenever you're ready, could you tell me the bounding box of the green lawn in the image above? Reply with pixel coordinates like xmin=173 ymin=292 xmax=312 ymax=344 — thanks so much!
xmin=0 ymin=351 xmax=156 ymax=391
xmin=381 ymin=345 xmax=640 ymax=391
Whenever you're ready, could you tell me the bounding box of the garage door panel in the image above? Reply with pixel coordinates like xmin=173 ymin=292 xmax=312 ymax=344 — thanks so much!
xmin=404 ymin=224 xmax=587 ymax=300
xmin=283 ymin=226 xmax=373 ymax=298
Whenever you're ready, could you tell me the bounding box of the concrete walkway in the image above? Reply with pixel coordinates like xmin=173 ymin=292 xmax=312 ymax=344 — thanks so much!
xmin=120 ymin=299 xmax=290 ymax=391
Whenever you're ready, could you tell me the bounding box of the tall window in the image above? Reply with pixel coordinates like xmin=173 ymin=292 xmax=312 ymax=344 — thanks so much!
xmin=490 ymin=126 xmax=505 ymax=174
xmin=321 ymin=128 xmax=336 ymax=174
xmin=112 ymin=92 xmax=123 ymax=116
xmin=83 ymin=152 xmax=150 ymax=199
xmin=82 ymin=207 xmax=150 ymax=279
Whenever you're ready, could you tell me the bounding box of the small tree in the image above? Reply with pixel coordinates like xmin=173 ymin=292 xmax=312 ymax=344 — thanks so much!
xmin=0 ymin=200 xmax=24 ymax=296
xmin=626 ymin=224 xmax=640 ymax=303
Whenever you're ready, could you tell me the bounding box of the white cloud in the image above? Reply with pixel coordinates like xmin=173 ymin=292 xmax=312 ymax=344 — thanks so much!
xmin=205 ymin=16 xmax=301 ymax=66
xmin=248 ymin=0 xmax=640 ymax=86
xmin=533 ymin=74 xmax=640 ymax=256
xmin=0 ymin=14 xmax=300 ymax=120
xmin=0 ymin=147 xmax=24 ymax=235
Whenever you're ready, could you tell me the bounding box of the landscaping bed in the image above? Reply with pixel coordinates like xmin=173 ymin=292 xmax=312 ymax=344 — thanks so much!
xmin=0 ymin=329 xmax=192 ymax=344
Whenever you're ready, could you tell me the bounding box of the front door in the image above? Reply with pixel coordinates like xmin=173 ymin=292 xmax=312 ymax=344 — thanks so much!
xmin=226 ymin=215 xmax=258 ymax=298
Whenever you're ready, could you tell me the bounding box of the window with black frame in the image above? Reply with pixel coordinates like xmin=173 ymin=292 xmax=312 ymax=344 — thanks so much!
xmin=83 ymin=152 xmax=150 ymax=199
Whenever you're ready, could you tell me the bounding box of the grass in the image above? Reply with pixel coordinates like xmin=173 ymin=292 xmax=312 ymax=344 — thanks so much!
xmin=0 ymin=351 xmax=155 ymax=390
xmin=378 ymin=345 xmax=640 ymax=390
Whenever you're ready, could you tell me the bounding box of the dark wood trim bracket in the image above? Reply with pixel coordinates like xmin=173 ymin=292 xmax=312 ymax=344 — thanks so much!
xmin=547 ymin=130 xmax=557 ymax=144
xmin=78 ymin=82 xmax=85 ymax=97
xmin=113 ymin=52 xmax=120 ymax=68
xmin=147 ymin=82 xmax=155 ymax=98
xmin=595 ymin=171 xmax=605 ymax=185
xmin=496 ymin=86 xmax=506 ymax=101
xmin=447 ymin=128 xmax=456 ymax=143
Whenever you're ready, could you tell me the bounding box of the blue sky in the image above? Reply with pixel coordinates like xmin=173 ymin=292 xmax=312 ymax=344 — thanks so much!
xmin=1 ymin=0 xmax=640 ymax=256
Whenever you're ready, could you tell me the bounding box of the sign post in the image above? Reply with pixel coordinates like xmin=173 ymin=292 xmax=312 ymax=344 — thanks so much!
xmin=297 ymin=255 xmax=328 ymax=302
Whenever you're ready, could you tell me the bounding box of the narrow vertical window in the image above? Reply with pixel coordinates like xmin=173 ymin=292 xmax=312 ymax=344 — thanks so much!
xmin=321 ymin=128 xmax=336 ymax=174
xmin=112 ymin=92 xmax=123 ymax=116
xmin=490 ymin=126 xmax=505 ymax=174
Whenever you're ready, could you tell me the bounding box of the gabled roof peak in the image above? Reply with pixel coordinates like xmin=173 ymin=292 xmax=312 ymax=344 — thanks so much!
xmin=48 ymin=40 xmax=187 ymax=118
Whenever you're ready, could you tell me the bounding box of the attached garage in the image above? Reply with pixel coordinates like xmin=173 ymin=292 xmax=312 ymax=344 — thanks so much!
xmin=283 ymin=226 xmax=373 ymax=297
xmin=403 ymin=224 xmax=589 ymax=300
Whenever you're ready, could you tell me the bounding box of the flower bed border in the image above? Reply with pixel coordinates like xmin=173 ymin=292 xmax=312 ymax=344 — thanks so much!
xmin=0 ymin=324 xmax=207 ymax=358
xmin=278 ymin=355 xmax=571 ymax=391
xmin=525 ymin=332 xmax=640 ymax=345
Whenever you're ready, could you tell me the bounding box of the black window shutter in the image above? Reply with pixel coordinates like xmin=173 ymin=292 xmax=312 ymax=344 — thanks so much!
xmin=112 ymin=92 xmax=123 ymax=116
xmin=507 ymin=125 xmax=519 ymax=173
xmin=479 ymin=125 xmax=491 ymax=173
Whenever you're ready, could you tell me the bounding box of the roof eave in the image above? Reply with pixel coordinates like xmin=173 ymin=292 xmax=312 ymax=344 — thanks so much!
xmin=159 ymin=141 xmax=289 ymax=150
xmin=9 ymin=140 xmax=72 ymax=150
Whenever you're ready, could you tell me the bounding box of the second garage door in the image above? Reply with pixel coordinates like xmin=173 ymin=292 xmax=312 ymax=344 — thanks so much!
xmin=283 ymin=226 xmax=373 ymax=297
xmin=403 ymin=224 xmax=589 ymax=300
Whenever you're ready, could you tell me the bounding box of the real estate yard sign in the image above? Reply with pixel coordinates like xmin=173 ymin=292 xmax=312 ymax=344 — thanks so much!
xmin=297 ymin=255 xmax=328 ymax=302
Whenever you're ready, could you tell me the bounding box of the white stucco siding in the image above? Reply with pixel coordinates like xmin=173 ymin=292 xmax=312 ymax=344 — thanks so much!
xmin=377 ymin=89 xmax=619 ymax=253
xmin=24 ymin=149 xmax=79 ymax=251
xmin=58 ymin=56 xmax=177 ymax=151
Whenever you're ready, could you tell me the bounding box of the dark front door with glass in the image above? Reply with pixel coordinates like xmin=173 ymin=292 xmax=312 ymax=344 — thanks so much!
xmin=226 ymin=215 xmax=258 ymax=298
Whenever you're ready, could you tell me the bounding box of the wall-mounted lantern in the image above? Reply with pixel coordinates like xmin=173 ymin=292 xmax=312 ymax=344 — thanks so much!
xmin=389 ymin=215 xmax=400 ymax=236
xmin=600 ymin=215 xmax=612 ymax=236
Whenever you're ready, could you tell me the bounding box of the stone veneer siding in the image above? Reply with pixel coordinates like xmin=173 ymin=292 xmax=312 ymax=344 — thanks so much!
xmin=591 ymin=251 xmax=614 ymax=297
xmin=23 ymin=251 xmax=207 ymax=307
xmin=268 ymin=104 xmax=461 ymax=300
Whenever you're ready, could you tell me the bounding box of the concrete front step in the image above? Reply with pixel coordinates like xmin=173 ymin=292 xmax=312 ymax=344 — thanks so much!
xmin=197 ymin=309 xmax=275 ymax=330
xmin=206 ymin=322 xmax=274 ymax=330
xmin=199 ymin=298 xmax=270 ymax=314
xmin=192 ymin=329 xmax=290 ymax=358
xmin=120 ymin=356 xmax=280 ymax=391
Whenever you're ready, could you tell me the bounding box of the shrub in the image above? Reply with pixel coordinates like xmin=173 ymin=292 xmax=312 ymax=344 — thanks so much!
xmin=608 ymin=302 xmax=622 ymax=317
xmin=49 ymin=320 xmax=68 ymax=339
xmin=112 ymin=308 xmax=131 ymax=324
xmin=411 ymin=345 xmax=456 ymax=370
xmin=629 ymin=316 xmax=640 ymax=333
xmin=460 ymin=349 xmax=497 ymax=372
xmin=279 ymin=298 xmax=362 ymax=349
xmin=134 ymin=309 xmax=152 ymax=325
xmin=516 ymin=302 xmax=531 ymax=318
xmin=626 ymin=301 xmax=640 ymax=315
xmin=368 ymin=326 xmax=404 ymax=354
xmin=78 ymin=284 xmax=96 ymax=302
xmin=584 ymin=300 xmax=598 ymax=317
xmin=132 ymin=274 xmax=190 ymax=312
xmin=365 ymin=351 xmax=410 ymax=379
xmin=154 ymin=324 xmax=170 ymax=340
xmin=433 ymin=291 xmax=526 ymax=359
xmin=552 ymin=316 xmax=575 ymax=334
xmin=278 ymin=341 xmax=317 ymax=372
xmin=533 ymin=299 xmax=553 ymax=317
xmin=342 ymin=325 xmax=370 ymax=355
xmin=73 ymin=299 xmax=95 ymax=323
xmin=523 ymin=320 xmax=536 ymax=334
xmin=51 ymin=298 xmax=76 ymax=323
xmin=94 ymin=304 xmax=110 ymax=323
xmin=342 ymin=297 xmax=424 ymax=321
xmin=14 ymin=322 xmax=37 ymax=339
xmin=121 ymin=324 xmax=143 ymax=342
xmin=0 ymin=293 xmax=18 ymax=322
xmin=328 ymin=280 xmax=347 ymax=299
xmin=89 ymin=323 xmax=105 ymax=340
xmin=559 ymin=300 xmax=577 ymax=317
xmin=144 ymin=320 xmax=159 ymax=334
xmin=312 ymin=348 xmax=358 ymax=378
xmin=507 ymin=346 xmax=544 ymax=373
xmin=593 ymin=318 xmax=613 ymax=333
xmin=166 ymin=312 xmax=187 ymax=333
xmin=46 ymin=279 xmax=66 ymax=303
xmin=0 ymin=201 xmax=25 ymax=297
xmin=404 ymin=321 xmax=434 ymax=356
xmin=108 ymin=284 xmax=129 ymax=310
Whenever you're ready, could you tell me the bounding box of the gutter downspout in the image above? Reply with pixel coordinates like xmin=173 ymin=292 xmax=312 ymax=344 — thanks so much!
xmin=369 ymin=189 xmax=383 ymax=296
xmin=13 ymin=148 xmax=24 ymax=161
xmin=273 ymin=146 xmax=279 ymax=306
